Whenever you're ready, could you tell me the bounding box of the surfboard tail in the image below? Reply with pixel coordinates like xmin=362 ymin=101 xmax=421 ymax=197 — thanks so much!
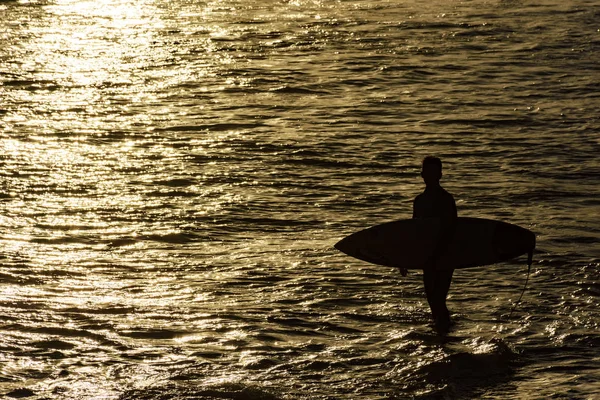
xmin=527 ymin=229 xmax=535 ymax=266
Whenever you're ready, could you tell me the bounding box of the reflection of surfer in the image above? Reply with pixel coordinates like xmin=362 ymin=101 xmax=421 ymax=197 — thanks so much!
xmin=405 ymin=156 xmax=457 ymax=332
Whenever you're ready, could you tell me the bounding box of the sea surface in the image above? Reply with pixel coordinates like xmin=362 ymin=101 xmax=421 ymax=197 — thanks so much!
xmin=1 ymin=0 xmax=599 ymax=399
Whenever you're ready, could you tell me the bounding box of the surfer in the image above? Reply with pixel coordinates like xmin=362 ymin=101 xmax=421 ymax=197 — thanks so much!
xmin=405 ymin=156 xmax=457 ymax=332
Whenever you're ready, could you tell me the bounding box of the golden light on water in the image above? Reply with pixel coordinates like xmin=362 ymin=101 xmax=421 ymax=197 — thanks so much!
xmin=4 ymin=0 xmax=167 ymax=135
xmin=1 ymin=0 xmax=599 ymax=398
xmin=39 ymin=1 xmax=160 ymax=77
xmin=4 ymin=0 xmax=248 ymax=137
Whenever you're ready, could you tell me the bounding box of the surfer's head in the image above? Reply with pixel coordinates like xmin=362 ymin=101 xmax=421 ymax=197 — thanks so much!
xmin=421 ymin=156 xmax=443 ymax=185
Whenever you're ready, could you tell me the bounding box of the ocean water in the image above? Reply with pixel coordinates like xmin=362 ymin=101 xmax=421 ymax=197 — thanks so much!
xmin=1 ymin=0 xmax=599 ymax=399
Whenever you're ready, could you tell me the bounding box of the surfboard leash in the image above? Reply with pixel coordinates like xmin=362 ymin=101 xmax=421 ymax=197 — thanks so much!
xmin=508 ymin=250 xmax=533 ymax=319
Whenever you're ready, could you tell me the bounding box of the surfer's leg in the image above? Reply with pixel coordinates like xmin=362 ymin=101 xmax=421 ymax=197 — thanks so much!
xmin=436 ymin=269 xmax=453 ymax=304
xmin=433 ymin=269 xmax=454 ymax=331
xmin=422 ymin=269 xmax=438 ymax=320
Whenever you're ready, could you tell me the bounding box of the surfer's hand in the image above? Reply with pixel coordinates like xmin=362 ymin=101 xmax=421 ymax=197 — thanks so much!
xmin=399 ymin=268 xmax=408 ymax=277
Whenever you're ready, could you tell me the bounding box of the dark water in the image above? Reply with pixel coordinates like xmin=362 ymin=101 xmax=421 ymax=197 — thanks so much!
xmin=1 ymin=0 xmax=599 ymax=398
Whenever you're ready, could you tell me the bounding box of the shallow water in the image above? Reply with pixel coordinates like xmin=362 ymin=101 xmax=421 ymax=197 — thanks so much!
xmin=1 ymin=0 xmax=599 ymax=399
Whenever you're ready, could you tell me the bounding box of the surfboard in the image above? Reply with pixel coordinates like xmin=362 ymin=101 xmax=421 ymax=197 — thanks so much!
xmin=334 ymin=217 xmax=535 ymax=270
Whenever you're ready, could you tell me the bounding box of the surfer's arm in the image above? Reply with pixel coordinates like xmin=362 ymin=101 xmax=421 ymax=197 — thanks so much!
xmin=402 ymin=198 xmax=425 ymax=275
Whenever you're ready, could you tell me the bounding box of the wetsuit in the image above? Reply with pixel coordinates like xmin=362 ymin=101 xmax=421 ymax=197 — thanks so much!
xmin=413 ymin=185 xmax=457 ymax=330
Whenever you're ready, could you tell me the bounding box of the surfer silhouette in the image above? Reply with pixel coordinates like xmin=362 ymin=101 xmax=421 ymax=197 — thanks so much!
xmin=406 ymin=156 xmax=457 ymax=332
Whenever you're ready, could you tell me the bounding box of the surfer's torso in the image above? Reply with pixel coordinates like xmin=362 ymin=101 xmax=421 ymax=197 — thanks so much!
xmin=412 ymin=186 xmax=457 ymax=220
